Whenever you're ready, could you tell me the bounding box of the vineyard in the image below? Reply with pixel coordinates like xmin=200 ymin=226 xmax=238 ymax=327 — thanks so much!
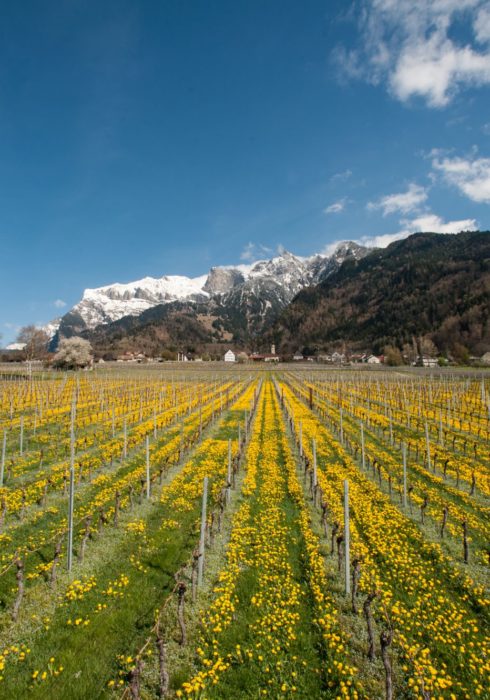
xmin=0 ymin=366 xmax=488 ymax=700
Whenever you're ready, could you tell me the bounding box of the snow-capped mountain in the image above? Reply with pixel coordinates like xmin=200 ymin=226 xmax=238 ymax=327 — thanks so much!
xmin=54 ymin=242 xmax=372 ymax=339
xmin=308 ymin=241 xmax=368 ymax=282
xmin=70 ymin=275 xmax=209 ymax=329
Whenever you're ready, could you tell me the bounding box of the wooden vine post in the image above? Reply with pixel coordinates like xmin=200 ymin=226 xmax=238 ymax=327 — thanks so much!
xmin=344 ymin=479 xmax=350 ymax=595
xmin=20 ymin=416 xmax=24 ymax=456
xmin=440 ymin=506 xmax=448 ymax=539
xmin=156 ymin=623 xmax=169 ymax=697
xmin=462 ymin=519 xmax=469 ymax=564
xmin=312 ymin=438 xmax=317 ymax=491
xmin=226 ymin=439 xmax=232 ymax=504
xmin=425 ymin=421 xmax=432 ymax=471
xmin=402 ymin=442 xmax=407 ymax=509
xmin=352 ymin=557 xmax=361 ymax=614
xmin=0 ymin=429 xmax=6 ymax=487
xmin=146 ymin=435 xmax=151 ymax=499
xmin=360 ymin=421 xmax=365 ymax=471
xmin=177 ymin=582 xmax=187 ymax=646
xmin=123 ymin=419 xmax=127 ymax=460
xmin=363 ymin=591 xmax=377 ymax=661
xmin=380 ymin=629 xmax=393 ymax=700
xmin=197 ymin=477 xmax=208 ymax=586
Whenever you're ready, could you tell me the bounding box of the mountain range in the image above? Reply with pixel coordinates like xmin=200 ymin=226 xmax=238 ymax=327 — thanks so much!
xmin=47 ymin=231 xmax=489 ymax=360
xmin=54 ymin=242 xmax=369 ymax=348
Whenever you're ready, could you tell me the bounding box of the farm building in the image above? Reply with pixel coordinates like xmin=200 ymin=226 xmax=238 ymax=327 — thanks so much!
xmin=421 ymin=356 xmax=438 ymax=367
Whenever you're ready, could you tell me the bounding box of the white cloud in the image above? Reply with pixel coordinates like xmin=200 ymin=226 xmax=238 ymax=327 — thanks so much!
xmin=432 ymin=154 xmax=490 ymax=202
xmin=53 ymin=299 xmax=67 ymax=309
xmin=402 ymin=213 xmax=477 ymax=234
xmin=334 ymin=1 xmax=490 ymax=107
xmin=240 ymin=243 xmax=257 ymax=262
xmin=356 ymin=231 xmax=410 ymax=248
xmin=240 ymin=242 xmax=273 ymax=262
xmin=318 ymin=212 xmax=475 ymax=256
xmin=367 ymin=183 xmax=428 ymax=216
xmin=357 ymin=213 xmax=477 ymax=248
xmin=475 ymin=5 xmax=490 ymax=43
xmin=391 ymin=35 xmax=490 ymax=107
xmin=329 ymin=169 xmax=353 ymax=183
xmin=324 ymin=198 xmax=347 ymax=214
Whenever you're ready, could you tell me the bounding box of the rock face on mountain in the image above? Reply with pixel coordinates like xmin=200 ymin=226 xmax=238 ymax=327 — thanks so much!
xmin=202 ymin=267 xmax=245 ymax=295
xmin=314 ymin=241 xmax=369 ymax=281
xmin=54 ymin=243 xmax=372 ymax=344
xmin=270 ymin=231 xmax=490 ymax=358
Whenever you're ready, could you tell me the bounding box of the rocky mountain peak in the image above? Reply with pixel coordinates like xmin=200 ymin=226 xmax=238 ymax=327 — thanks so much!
xmin=203 ymin=267 xmax=245 ymax=295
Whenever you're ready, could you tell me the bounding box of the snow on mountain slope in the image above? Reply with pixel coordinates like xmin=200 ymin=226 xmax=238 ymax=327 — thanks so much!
xmin=71 ymin=274 xmax=209 ymax=328
xmin=247 ymin=251 xmax=310 ymax=293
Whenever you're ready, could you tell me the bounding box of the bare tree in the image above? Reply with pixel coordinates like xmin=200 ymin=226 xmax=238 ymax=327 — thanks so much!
xmin=53 ymin=337 xmax=93 ymax=369
xmin=16 ymin=325 xmax=50 ymax=361
xmin=420 ymin=336 xmax=438 ymax=358
xmin=384 ymin=345 xmax=403 ymax=366
xmin=402 ymin=342 xmax=417 ymax=365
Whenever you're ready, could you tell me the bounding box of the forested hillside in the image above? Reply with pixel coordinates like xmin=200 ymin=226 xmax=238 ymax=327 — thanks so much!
xmin=271 ymin=231 xmax=490 ymax=358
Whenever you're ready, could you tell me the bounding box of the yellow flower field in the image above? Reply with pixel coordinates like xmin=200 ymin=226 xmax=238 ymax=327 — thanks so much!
xmin=0 ymin=366 xmax=487 ymax=699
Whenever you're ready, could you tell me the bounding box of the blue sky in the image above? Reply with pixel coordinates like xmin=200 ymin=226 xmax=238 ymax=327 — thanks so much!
xmin=1 ymin=0 xmax=490 ymax=344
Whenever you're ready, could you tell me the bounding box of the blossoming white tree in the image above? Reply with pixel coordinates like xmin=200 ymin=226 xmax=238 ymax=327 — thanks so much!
xmin=53 ymin=337 xmax=93 ymax=369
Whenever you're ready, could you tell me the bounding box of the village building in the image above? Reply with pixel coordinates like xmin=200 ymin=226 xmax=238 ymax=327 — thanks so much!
xmin=250 ymin=345 xmax=280 ymax=362
xmin=224 ymin=349 xmax=236 ymax=362
xmin=350 ymin=353 xmax=368 ymax=363
xmin=264 ymin=354 xmax=280 ymax=362
xmin=421 ymin=356 xmax=439 ymax=367
xmin=316 ymin=354 xmax=332 ymax=363
xmin=117 ymin=351 xmax=148 ymax=363
xmin=117 ymin=351 xmax=136 ymax=362
xmin=250 ymin=353 xmax=280 ymax=362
